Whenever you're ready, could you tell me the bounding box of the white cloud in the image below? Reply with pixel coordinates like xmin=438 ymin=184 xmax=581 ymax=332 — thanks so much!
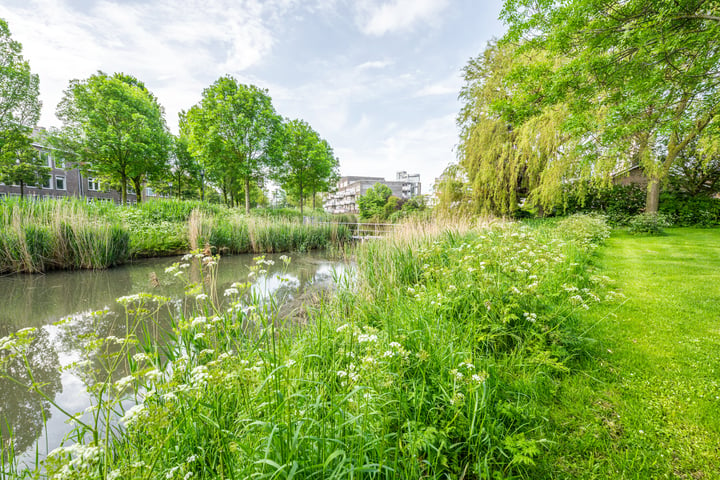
xmin=0 ymin=0 xmax=290 ymax=129
xmin=356 ymin=59 xmax=394 ymax=71
xmin=355 ymin=0 xmax=450 ymax=36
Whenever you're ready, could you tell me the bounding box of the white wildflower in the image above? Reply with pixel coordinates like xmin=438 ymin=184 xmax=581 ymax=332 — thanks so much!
xmin=120 ymin=403 xmax=145 ymax=426
xmin=357 ymin=333 xmax=378 ymax=343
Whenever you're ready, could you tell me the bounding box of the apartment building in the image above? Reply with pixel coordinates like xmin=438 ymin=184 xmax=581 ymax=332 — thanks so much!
xmin=324 ymin=171 xmax=421 ymax=214
xmin=0 ymin=133 xmax=162 ymax=203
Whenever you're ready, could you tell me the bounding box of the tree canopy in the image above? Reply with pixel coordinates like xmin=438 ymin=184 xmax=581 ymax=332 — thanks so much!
xmin=272 ymin=119 xmax=338 ymax=214
xmin=55 ymin=72 xmax=170 ymax=203
xmin=0 ymin=18 xmax=44 ymax=195
xmin=181 ymin=77 xmax=282 ymax=212
xmin=494 ymin=0 xmax=720 ymax=212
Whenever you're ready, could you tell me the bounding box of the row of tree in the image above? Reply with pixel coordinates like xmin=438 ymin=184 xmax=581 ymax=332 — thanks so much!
xmin=0 ymin=19 xmax=339 ymax=212
xmin=439 ymin=1 xmax=720 ymax=216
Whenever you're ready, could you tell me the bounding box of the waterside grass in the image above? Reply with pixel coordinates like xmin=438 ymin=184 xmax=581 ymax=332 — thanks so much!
xmin=0 ymin=198 xmax=352 ymax=274
xmin=0 ymin=214 xmax=614 ymax=478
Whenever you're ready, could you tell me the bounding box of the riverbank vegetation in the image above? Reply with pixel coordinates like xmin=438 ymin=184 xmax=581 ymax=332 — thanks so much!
xmin=0 ymin=198 xmax=351 ymax=274
xmin=1 ymin=214 xmax=615 ymax=478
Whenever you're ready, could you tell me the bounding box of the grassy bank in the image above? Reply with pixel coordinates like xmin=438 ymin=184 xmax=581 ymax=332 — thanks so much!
xmin=0 ymin=198 xmax=351 ymax=273
xmin=1 ymin=214 xmax=612 ymax=478
xmin=534 ymin=228 xmax=720 ymax=478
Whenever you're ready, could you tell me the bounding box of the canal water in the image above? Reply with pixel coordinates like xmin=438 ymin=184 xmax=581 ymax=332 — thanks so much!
xmin=0 ymin=252 xmax=347 ymax=468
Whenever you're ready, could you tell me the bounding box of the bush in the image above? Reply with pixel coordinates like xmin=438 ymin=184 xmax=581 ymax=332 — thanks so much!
xmin=659 ymin=193 xmax=720 ymax=227
xmin=627 ymin=212 xmax=671 ymax=235
xmin=555 ymin=213 xmax=611 ymax=246
xmin=562 ymin=184 xmax=645 ymax=225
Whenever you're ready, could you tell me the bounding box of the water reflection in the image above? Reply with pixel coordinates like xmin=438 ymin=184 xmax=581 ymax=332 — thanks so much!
xmin=0 ymin=252 xmax=345 ymax=466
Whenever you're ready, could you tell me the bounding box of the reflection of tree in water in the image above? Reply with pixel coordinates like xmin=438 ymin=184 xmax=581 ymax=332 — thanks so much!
xmin=0 ymin=328 xmax=62 ymax=458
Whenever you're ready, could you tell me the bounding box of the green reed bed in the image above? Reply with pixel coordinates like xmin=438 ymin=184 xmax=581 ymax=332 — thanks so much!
xmin=195 ymin=211 xmax=353 ymax=254
xmin=0 ymin=214 xmax=611 ymax=478
xmin=0 ymin=198 xmax=353 ymax=273
xmin=0 ymin=198 xmax=130 ymax=273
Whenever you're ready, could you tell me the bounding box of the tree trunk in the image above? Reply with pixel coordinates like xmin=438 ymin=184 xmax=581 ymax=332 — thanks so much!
xmin=132 ymin=177 xmax=143 ymax=204
xmin=312 ymin=186 xmax=316 ymax=210
xmin=244 ymin=176 xmax=251 ymax=214
xmin=646 ymin=179 xmax=660 ymax=213
xmin=299 ymin=179 xmax=304 ymax=215
xmin=121 ymin=173 xmax=127 ymax=205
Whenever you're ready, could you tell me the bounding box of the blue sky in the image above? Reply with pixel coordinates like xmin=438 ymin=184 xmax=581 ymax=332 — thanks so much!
xmin=0 ymin=0 xmax=506 ymax=192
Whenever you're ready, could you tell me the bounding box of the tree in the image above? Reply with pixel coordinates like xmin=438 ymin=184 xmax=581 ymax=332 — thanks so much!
xmin=306 ymin=139 xmax=339 ymax=210
xmin=150 ymin=134 xmax=202 ymax=199
xmin=272 ymin=119 xmax=339 ymax=214
xmin=0 ymin=19 xmax=40 ymax=132
xmin=457 ymin=41 xmax=576 ymax=215
xmin=668 ymin=138 xmax=720 ymax=197
xmin=55 ymin=72 xmax=170 ymax=204
xmin=0 ymin=19 xmax=43 ymax=195
xmin=0 ymin=129 xmax=49 ymax=198
xmin=182 ymin=77 xmax=281 ymax=212
xmin=357 ymin=183 xmax=393 ymax=220
xmin=500 ymin=0 xmax=720 ymax=212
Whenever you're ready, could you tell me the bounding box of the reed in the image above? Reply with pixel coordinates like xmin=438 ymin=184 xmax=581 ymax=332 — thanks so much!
xmin=0 ymin=198 xmax=130 ymax=273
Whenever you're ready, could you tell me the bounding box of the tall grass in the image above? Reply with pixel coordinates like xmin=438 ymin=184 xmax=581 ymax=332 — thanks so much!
xmin=200 ymin=211 xmax=353 ymax=254
xmin=0 ymin=214 xmax=613 ymax=478
xmin=0 ymin=198 xmax=130 ymax=273
xmin=0 ymin=199 xmax=355 ymax=273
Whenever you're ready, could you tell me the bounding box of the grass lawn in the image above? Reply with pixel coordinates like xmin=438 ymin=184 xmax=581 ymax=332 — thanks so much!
xmin=539 ymin=228 xmax=720 ymax=479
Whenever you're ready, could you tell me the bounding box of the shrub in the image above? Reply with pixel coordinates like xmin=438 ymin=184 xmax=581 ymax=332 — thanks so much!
xmin=627 ymin=212 xmax=671 ymax=235
xmin=659 ymin=193 xmax=720 ymax=227
xmin=555 ymin=214 xmax=611 ymax=246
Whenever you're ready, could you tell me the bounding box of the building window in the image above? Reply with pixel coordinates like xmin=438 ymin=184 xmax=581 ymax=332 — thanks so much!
xmin=145 ymin=187 xmax=154 ymax=197
xmin=55 ymin=175 xmax=66 ymax=191
xmin=88 ymin=177 xmax=100 ymax=191
xmin=55 ymin=154 xmax=66 ymax=169
xmin=40 ymin=151 xmax=52 ymax=167
xmin=40 ymin=174 xmax=52 ymax=189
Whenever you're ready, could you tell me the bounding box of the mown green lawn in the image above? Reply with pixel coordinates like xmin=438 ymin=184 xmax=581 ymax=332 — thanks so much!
xmin=539 ymin=228 xmax=720 ymax=479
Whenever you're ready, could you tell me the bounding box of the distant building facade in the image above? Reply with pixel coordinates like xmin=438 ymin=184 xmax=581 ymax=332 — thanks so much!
xmin=324 ymin=171 xmax=421 ymax=214
xmin=0 ymin=132 xmax=165 ymax=203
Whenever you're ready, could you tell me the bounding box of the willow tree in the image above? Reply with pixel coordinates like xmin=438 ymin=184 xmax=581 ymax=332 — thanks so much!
xmin=182 ymin=77 xmax=282 ymax=212
xmin=457 ymin=41 xmax=582 ymax=215
xmin=501 ymin=0 xmax=720 ymax=212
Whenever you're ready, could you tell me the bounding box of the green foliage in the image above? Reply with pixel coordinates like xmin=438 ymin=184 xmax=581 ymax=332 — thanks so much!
xmin=562 ymin=183 xmax=646 ymax=225
xmin=181 ymin=77 xmax=281 ymax=212
xmin=0 ymin=198 xmax=130 ymax=273
xmin=356 ymin=183 xmax=393 ymax=220
xmin=627 ymin=213 xmax=671 ymax=235
xmin=555 ymin=213 xmax=611 ymax=246
xmin=498 ymin=0 xmax=720 ymax=212
xmin=658 ymin=193 xmax=720 ymax=227
xmin=272 ymin=119 xmax=339 ymax=214
xmin=0 ymin=19 xmax=40 ymax=132
xmin=55 ymin=72 xmax=171 ymax=204
xmin=562 ymin=184 xmax=720 ymax=227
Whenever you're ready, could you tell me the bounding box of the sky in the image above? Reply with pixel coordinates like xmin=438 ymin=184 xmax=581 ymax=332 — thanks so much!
xmin=0 ymin=0 xmax=506 ymax=193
